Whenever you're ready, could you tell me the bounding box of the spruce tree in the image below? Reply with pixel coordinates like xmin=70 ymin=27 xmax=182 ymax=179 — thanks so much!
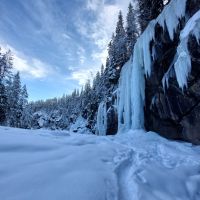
xmin=126 ymin=2 xmax=139 ymax=58
xmin=0 ymin=49 xmax=13 ymax=80
xmin=113 ymin=11 xmax=127 ymax=67
xmin=0 ymin=48 xmax=13 ymax=125
xmin=0 ymin=81 xmax=7 ymax=124
xmin=100 ymin=64 xmax=104 ymax=76
xmin=20 ymin=85 xmax=28 ymax=109
xmin=107 ymin=34 xmax=115 ymax=68
xmin=9 ymin=72 xmax=22 ymax=127
xmin=19 ymin=85 xmax=29 ymax=128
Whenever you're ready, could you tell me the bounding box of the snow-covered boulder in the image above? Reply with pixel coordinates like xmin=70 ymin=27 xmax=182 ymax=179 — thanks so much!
xmin=70 ymin=116 xmax=91 ymax=134
xmin=32 ymin=111 xmax=49 ymax=129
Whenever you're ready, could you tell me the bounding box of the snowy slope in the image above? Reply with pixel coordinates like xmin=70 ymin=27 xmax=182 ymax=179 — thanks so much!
xmin=0 ymin=126 xmax=200 ymax=200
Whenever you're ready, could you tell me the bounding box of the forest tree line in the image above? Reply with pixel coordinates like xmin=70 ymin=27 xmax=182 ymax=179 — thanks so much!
xmin=0 ymin=0 xmax=169 ymax=131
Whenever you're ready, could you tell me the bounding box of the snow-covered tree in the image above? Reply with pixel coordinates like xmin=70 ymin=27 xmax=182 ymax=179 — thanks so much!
xmin=20 ymin=85 xmax=28 ymax=109
xmin=100 ymin=64 xmax=104 ymax=76
xmin=8 ymin=72 xmax=22 ymax=127
xmin=0 ymin=49 xmax=13 ymax=81
xmin=0 ymin=48 xmax=13 ymax=125
xmin=106 ymin=11 xmax=127 ymax=84
xmin=0 ymin=81 xmax=7 ymax=124
xmin=126 ymin=2 xmax=140 ymax=58
xmin=113 ymin=11 xmax=127 ymax=68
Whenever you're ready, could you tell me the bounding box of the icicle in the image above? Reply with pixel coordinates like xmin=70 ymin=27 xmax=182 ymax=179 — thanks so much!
xmin=142 ymin=21 xmax=156 ymax=76
xmin=131 ymin=42 xmax=145 ymax=129
xmin=97 ymin=102 xmax=107 ymax=136
xmin=174 ymin=10 xmax=200 ymax=89
xmin=117 ymin=0 xmax=188 ymax=134
xmin=174 ymin=40 xmax=191 ymax=89
xmin=162 ymin=53 xmax=177 ymax=90
xmin=157 ymin=0 xmax=187 ymax=40
xmin=118 ymin=60 xmax=133 ymax=132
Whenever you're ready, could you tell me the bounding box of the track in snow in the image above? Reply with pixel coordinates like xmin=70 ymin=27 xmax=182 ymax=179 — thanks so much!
xmin=1 ymin=127 xmax=200 ymax=200
xmin=112 ymin=145 xmax=137 ymax=200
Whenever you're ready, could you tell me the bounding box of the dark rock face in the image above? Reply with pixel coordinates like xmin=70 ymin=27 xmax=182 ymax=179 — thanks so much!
xmin=106 ymin=105 xmax=118 ymax=135
xmin=181 ymin=104 xmax=200 ymax=143
xmin=105 ymin=91 xmax=118 ymax=135
xmin=100 ymin=0 xmax=200 ymax=143
xmin=144 ymin=2 xmax=200 ymax=144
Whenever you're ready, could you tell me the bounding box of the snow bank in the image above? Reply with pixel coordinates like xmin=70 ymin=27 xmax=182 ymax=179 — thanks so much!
xmin=1 ymin=126 xmax=200 ymax=200
xmin=117 ymin=0 xmax=188 ymax=132
xmin=69 ymin=116 xmax=90 ymax=134
xmin=0 ymin=126 xmax=118 ymax=200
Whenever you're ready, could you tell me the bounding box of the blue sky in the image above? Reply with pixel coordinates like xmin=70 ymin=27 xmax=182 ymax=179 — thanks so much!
xmin=0 ymin=0 xmax=130 ymax=101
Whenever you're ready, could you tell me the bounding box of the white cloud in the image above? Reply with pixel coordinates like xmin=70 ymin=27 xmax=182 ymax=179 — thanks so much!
xmin=66 ymin=69 xmax=92 ymax=85
xmin=76 ymin=0 xmax=130 ymax=66
xmin=62 ymin=33 xmax=71 ymax=40
xmin=87 ymin=0 xmax=130 ymax=41
xmin=66 ymin=62 xmax=99 ymax=86
xmin=1 ymin=0 xmax=131 ymax=95
xmin=71 ymin=0 xmax=131 ymax=85
xmin=77 ymin=46 xmax=86 ymax=65
xmin=1 ymin=43 xmax=55 ymax=79
xmin=86 ymin=0 xmax=102 ymax=11
xmin=92 ymin=49 xmax=108 ymax=65
xmin=79 ymin=56 xmax=86 ymax=64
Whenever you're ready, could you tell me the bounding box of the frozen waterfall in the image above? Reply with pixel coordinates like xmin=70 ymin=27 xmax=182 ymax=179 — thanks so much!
xmin=117 ymin=0 xmax=188 ymax=133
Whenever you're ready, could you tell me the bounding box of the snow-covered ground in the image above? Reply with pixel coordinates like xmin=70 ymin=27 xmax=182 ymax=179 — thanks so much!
xmin=0 ymin=126 xmax=200 ymax=200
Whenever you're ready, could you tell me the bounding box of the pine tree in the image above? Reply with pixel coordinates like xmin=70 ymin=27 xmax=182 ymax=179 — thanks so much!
xmin=113 ymin=11 xmax=127 ymax=67
xmin=19 ymin=85 xmax=29 ymax=128
xmin=8 ymin=72 xmax=22 ymax=127
xmin=0 ymin=49 xmax=13 ymax=81
xmin=0 ymin=48 xmax=13 ymax=125
xmin=106 ymin=11 xmax=127 ymax=84
xmin=107 ymin=34 xmax=115 ymax=68
xmin=126 ymin=2 xmax=139 ymax=58
xmin=100 ymin=64 xmax=104 ymax=76
xmin=20 ymin=85 xmax=28 ymax=109
xmin=0 ymin=81 xmax=7 ymax=124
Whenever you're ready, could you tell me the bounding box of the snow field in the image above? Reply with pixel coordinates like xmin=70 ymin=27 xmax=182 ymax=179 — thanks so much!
xmin=0 ymin=126 xmax=200 ymax=200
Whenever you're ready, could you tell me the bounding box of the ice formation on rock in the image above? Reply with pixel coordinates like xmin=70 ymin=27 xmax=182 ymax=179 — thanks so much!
xmin=117 ymin=0 xmax=188 ymax=133
xmin=97 ymin=0 xmax=190 ymax=134
xmin=97 ymin=102 xmax=107 ymax=135
xmin=174 ymin=10 xmax=200 ymax=89
xmin=157 ymin=0 xmax=187 ymax=40
xmin=162 ymin=10 xmax=200 ymax=90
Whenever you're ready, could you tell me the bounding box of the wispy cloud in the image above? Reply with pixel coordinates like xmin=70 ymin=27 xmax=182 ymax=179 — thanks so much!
xmin=1 ymin=43 xmax=55 ymax=79
xmin=0 ymin=0 xmax=131 ymax=100
xmin=76 ymin=0 xmax=130 ymax=65
xmin=66 ymin=63 xmax=98 ymax=86
xmin=67 ymin=69 xmax=92 ymax=85
xmin=92 ymin=49 xmax=108 ymax=65
xmin=86 ymin=0 xmax=102 ymax=11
